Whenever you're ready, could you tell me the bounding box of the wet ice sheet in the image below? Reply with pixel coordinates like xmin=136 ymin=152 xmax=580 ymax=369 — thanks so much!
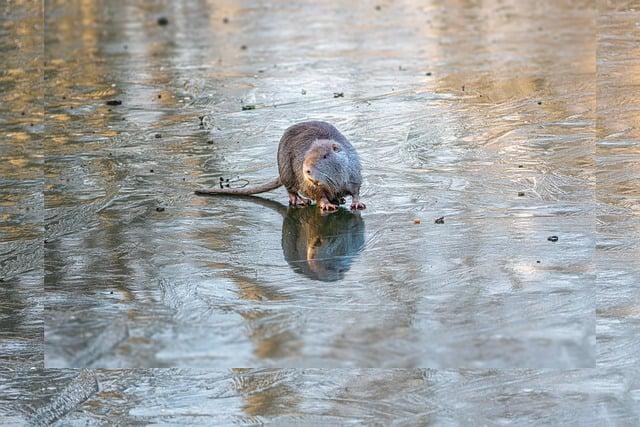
xmin=596 ymin=2 xmax=640 ymax=369
xmin=2 ymin=368 xmax=639 ymax=425
xmin=43 ymin=0 xmax=595 ymax=368
xmin=4 ymin=0 xmax=640 ymax=425
xmin=0 ymin=0 xmax=44 ymax=368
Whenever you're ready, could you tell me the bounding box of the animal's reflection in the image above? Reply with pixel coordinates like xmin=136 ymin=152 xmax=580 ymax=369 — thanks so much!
xmin=210 ymin=196 xmax=366 ymax=281
xmin=281 ymin=206 xmax=365 ymax=282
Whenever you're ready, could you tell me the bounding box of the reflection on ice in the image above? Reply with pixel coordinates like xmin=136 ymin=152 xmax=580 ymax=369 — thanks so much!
xmin=282 ymin=207 xmax=365 ymax=282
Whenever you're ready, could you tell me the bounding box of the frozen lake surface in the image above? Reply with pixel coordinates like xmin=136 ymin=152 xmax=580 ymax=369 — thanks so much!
xmin=42 ymin=0 xmax=594 ymax=369
xmin=0 ymin=0 xmax=638 ymax=424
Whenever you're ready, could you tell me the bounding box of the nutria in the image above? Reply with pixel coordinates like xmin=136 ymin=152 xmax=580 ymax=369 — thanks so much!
xmin=195 ymin=121 xmax=366 ymax=211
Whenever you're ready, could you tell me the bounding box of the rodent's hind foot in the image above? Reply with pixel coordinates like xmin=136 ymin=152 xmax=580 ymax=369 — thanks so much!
xmin=350 ymin=201 xmax=366 ymax=210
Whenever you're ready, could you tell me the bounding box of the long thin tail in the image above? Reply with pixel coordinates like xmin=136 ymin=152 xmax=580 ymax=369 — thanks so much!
xmin=195 ymin=177 xmax=282 ymax=196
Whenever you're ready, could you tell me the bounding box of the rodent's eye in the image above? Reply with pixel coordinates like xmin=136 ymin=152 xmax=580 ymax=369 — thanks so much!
xmin=332 ymin=145 xmax=340 ymax=152
xmin=323 ymin=154 xmax=328 ymax=159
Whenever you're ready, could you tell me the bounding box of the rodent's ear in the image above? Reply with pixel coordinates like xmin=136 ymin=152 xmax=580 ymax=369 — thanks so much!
xmin=332 ymin=143 xmax=341 ymax=152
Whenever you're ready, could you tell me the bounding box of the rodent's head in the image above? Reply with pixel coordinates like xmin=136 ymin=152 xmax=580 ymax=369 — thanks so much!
xmin=302 ymin=139 xmax=348 ymax=189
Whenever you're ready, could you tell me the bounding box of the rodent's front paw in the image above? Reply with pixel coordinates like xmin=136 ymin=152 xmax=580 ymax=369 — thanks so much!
xmin=320 ymin=202 xmax=338 ymax=211
xmin=350 ymin=201 xmax=366 ymax=210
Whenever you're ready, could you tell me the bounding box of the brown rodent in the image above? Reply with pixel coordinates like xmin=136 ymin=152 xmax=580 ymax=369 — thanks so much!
xmin=195 ymin=121 xmax=365 ymax=211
